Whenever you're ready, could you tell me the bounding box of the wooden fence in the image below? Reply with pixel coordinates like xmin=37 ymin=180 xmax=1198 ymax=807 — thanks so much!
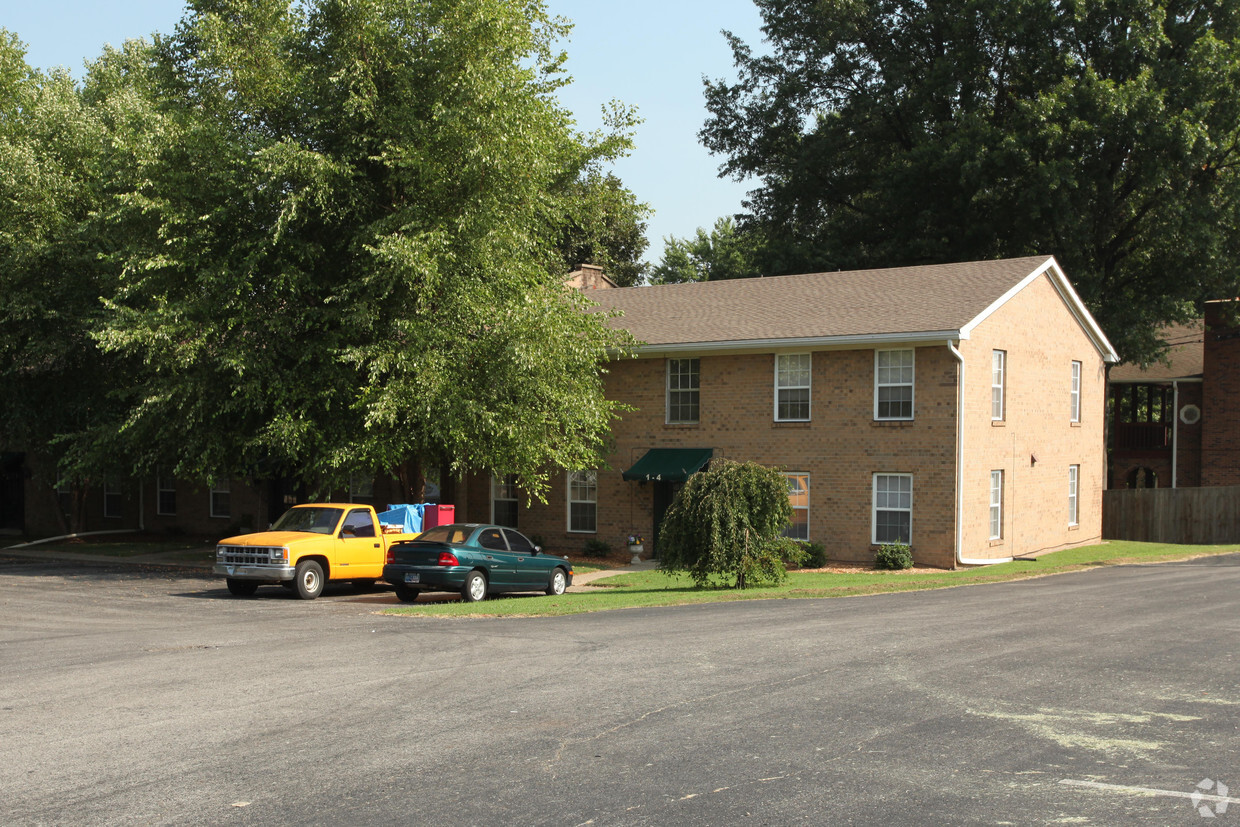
xmin=1103 ymin=485 xmax=1240 ymax=544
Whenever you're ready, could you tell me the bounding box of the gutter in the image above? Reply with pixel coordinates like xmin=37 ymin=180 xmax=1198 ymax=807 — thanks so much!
xmin=948 ymin=341 xmax=1013 ymax=567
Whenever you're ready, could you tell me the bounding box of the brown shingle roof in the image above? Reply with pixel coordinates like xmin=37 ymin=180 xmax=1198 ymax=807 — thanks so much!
xmin=590 ymin=255 xmax=1056 ymax=348
xmin=1108 ymin=321 xmax=1204 ymax=382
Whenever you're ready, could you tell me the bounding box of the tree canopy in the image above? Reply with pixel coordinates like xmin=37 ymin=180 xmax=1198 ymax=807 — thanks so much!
xmin=648 ymin=216 xmax=759 ymax=284
xmin=0 ymin=0 xmax=646 ymax=501
xmin=702 ymin=0 xmax=1240 ymax=364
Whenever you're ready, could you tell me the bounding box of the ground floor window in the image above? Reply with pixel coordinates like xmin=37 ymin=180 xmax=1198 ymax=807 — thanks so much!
xmin=782 ymin=472 xmax=809 ymax=540
xmin=567 ymin=470 xmax=597 ymax=533
xmin=349 ymin=473 xmax=374 ymax=503
xmin=157 ymin=470 xmax=176 ymax=516
xmin=210 ymin=481 xmax=231 ymax=519
xmin=1068 ymin=465 xmax=1080 ymax=526
xmin=989 ymin=470 xmax=1003 ymax=540
xmin=104 ymin=480 xmax=123 ymax=519
xmin=873 ymin=473 xmax=912 ymax=544
xmin=492 ymin=474 xmax=518 ymax=528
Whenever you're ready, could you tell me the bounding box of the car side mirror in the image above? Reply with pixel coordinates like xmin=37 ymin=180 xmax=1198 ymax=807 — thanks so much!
xmin=533 ymin=545 xmax=542 ymax=554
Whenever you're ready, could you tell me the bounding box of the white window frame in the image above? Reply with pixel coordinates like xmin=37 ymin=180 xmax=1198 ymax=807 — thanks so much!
xmin=666 ymin=358 xmax=700 ymax=424
xmin=1068 ymin=465 xmax=1080 ymax=526
xmin=874 ymin=349 xmax=915 ymax=421
xmin=1070 ymin=361 xmax=1082 ymax=423
xmin=782 ymin=472 xmax=810 ymax=540
xmin=491 ymin=474 xmax=519 ymax=528
xmin=103 ymin=479 xmax=123 ymax=520
xmin=872 ymin=473 xmax=913 ymax=545
xmin=774 ymin=353 xmax=812 ymax=422
xmin=156 ymin=469 xmax=176 ymax=516
xmin=210 ymin=480 xmax=231 ymax=519
xmin=989 ymin=470 xmax=1003 ymax=540
xmin=991 ymin=350 xmax=1006 ymax=421
xmin=567 ymin=470 xmax=598 ymax=534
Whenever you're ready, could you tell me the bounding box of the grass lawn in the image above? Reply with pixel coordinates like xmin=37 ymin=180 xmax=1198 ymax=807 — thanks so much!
xmin=382 ymin=540 xmax=1240 ymax=618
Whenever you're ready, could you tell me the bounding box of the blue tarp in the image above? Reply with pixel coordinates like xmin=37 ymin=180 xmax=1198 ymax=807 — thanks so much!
xmin=378 ymin=503 xmax=426 ymax=534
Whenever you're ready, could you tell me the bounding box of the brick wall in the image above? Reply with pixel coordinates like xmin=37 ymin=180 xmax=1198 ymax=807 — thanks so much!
xmin=1202 ymin=301 xmax=1240 ymax=486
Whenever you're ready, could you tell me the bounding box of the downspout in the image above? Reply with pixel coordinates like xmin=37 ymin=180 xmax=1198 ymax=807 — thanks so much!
xmin=948 ymin=341 xmax=1013 ymax=566
xmin=1171 ymin=381 xmax=1179 ymax=489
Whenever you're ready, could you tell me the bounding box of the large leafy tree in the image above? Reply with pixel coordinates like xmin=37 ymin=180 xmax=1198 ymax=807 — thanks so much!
xmin=702 ymin=0 xmax=1240 ymax=364
xmin=648 ymin=216 xmax=759 ymax=284
xmin=65 ymin=0 xmax=638 ymax=499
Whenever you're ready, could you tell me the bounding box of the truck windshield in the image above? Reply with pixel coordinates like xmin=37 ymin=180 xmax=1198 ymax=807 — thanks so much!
xmin=271 ymin=507 xmax=344 ymax=535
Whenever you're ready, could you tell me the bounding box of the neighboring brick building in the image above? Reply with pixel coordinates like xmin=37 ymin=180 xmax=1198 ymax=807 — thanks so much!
xmin=457 ymin=255 xmax=1118 ymax=568
xmin=1109 ymin=300 xmax=1240 ymax=490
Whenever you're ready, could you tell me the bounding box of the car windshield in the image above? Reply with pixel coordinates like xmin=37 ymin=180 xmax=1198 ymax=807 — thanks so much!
xmin=270 ymin=507 xmax=343 ymax=535
xmin=417 ymin=525 xmax=470 ymax=544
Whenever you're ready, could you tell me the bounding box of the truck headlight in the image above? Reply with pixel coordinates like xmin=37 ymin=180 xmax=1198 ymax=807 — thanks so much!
xmin=216 ymin=546 xmax=226 ymax=560
xmin=270 ymin=547 xmax=288 ymax=563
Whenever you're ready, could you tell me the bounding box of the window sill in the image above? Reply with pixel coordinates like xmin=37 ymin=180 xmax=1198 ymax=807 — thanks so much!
xmin=872 ymin=420 xmax=914 ymax=427
xmin=664 ymin=423 xmax=699 ymax=429
xmin=988 ymin=539 xmax=1004 ymax=547
xmin=991 ymin=420 xmax=1006 ymax=427
xmin=1068 ymin=524 xmax=1080 ymax=531
xmin=1070 ymin=422 xmax=1082 ymax=428
xmin=773 ymin=421 xmax=812 ymax=428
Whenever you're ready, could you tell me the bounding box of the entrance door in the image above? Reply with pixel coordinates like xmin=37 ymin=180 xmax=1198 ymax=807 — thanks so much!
xmin=652 ymin=481 xmax=683 ymax=559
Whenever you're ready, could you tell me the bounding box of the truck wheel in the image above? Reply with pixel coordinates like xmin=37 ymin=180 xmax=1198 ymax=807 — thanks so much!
xmin=393 ymin=584 xmax=420 ymax=603
xmin=226 ymin=578 xmax=259 ymax=597
xmin=461 ymin=571 xmax=487 ymax=603
xmin=294 ymin=559 xmax=325 ymax=600
xmin=545 ymin=568 xmax=568 ymax=596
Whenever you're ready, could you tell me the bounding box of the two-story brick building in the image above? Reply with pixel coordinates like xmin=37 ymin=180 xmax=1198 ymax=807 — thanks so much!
xmin=456 ymin=255 xmax=1118 ymax=568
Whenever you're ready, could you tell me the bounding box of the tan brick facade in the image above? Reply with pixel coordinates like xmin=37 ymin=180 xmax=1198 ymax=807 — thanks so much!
xmin=462 ymin=271 xmax=1108 ymax=568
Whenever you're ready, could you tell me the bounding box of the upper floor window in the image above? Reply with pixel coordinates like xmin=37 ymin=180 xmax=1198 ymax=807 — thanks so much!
xmin=775 ymin=354 xmax=811 ymax=422
xmin=667 ymin=358 xmax=700 ymax=424
xmin=210 ymin=480 xmax=231 ymax=519
xmin=874 ymin=349 xmax=914 ymax=420
xmin=782 ymin=473 xmax=810 ymax=540
xmin=567 ymin=470 xmax=597 ymax=533
xmin=991 ymin=350 xmax=1006 ymax=421
xmin=492 ymin=474 xmax=518 ymax=528
xmin=1070 ymin=361 xmax=1082 ymax=422
xmin=872 ymin=473 xmax=912 ymax=544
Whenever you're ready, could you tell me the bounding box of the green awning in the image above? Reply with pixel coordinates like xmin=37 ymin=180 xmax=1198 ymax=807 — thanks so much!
xmin=622 ymin=448 xmax=713 ymax=482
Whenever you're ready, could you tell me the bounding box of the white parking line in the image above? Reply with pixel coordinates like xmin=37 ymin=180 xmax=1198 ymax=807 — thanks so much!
xmin=1060 ymin=779 xmax=1240 ymax=805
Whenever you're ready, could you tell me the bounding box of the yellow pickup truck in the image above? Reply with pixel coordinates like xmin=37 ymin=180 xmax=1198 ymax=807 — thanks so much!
xmin=214 ymin=503 xmax=420 ymax=599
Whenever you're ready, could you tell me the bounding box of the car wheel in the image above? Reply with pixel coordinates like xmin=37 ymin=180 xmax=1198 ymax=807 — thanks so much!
xmin=545 ymin=568 xmax=568 ymax=596
xmin=226 ymin=578 xmax=259 ymax=597
xmin=461 ymin=571 xmax=487 ymax=603
xmin=294 ymin=559 xmax=325 ymax=600
xmin=393 ymin=584 xmax=420 ymax=603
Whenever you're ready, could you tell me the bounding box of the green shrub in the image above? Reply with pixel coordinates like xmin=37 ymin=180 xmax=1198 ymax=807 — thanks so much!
xmin=658 ymin=458 xmax=799 ymax=589
xmin=800 ymin=541 xmax=827 ymax=568
xmin=582 ymin=539 xmax=612 ymax=557
xmin=874 ymin=542 xmax=913 ymax=570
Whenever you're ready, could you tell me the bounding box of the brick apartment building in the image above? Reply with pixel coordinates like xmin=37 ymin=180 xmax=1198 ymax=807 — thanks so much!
xmin=1108 ymin=300 xmax=1240 ymax=490
xmin=455 ymin=255 xmax=1118 ymax=568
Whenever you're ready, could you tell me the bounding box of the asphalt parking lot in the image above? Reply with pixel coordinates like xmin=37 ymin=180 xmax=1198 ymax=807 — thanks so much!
xmin=2 ymin=553 xmax=1239 ymax=825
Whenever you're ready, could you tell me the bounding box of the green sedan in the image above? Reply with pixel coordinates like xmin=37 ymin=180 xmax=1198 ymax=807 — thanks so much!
xmin=382 ymin=523 xmax=573 ymax=603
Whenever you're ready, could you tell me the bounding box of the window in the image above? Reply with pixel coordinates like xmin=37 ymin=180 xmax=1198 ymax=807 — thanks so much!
xmin=210 ymin=480 xmax=231 ymax=519
xmin=989 ymin=471 xmax=1004 ymax=540
xmin=775 ymin=354 xmax=811 ymax=421
xmin=1070 ymin=361 xmax=1082 ymax=422
xmin=156 ymin=470 xmax=176 ymax=516
xmin=873 ymin=474 xmax=912 ymax=544
xmin=567 ymin=470 xmax=597 ymax=533
xmin=492 ymin=474 xmax=518 ymax=528
xmin=341 ymin=508 xmax=376 ymax=537
xmin=783 ymin=473 xmax=810 ymax=540
xmin=349 ymin=473 xmax=374 ymax=502
xmin=503 ymin=528 xmax=535 ymax=554
xmin=875 ymin=350 xmax=914 ymax=420
xmin=478 ymin=528 xmax=507 ymax=550
xmin=104 ymin=479 xmax=123 ymax=520
xmin=1068 ymin=465 xmax=1080 ymax=526
xmin=991 ymin=350 xmax=1006 ymax=421
xmin=667 ymin=358 xmax=700 ymax=424
xmin=56 ymin=479 xmax=72 ymax=520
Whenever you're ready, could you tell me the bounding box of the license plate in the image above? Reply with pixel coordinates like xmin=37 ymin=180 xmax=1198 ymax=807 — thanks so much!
xmin=404 ymin=573 xmax=420 ymax=584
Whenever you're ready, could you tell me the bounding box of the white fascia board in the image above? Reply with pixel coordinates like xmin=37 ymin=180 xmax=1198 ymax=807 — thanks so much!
xmin=1109 ymin=376 xmax=1203 ymax=384
xmin=621 ymin=330 xmax=963 ymax=357
xmin=958 ymin=256 xmax=1120 ymax=363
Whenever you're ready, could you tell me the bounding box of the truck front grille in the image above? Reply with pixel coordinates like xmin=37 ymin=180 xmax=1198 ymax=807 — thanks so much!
xmin=218 ymin=546 xmax=281 ymax=566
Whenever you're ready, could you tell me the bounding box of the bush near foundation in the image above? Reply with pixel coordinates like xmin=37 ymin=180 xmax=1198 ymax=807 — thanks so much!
xmin=874 ymin=542 xmax=913 ymax=570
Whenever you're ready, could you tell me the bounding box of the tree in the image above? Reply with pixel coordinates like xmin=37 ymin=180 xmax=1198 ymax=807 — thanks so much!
xmin=648 ymin=216 xmax=760 ymax=284
xmin=61 ymin=0 xmax=639 ymax=500
xmin=658 ymin=458 xmax=803 ymax=589
xmin=556 ymin=168 xmax=651 ymax=287
xmin=702 ymin=0 xmax=1240 ymax=364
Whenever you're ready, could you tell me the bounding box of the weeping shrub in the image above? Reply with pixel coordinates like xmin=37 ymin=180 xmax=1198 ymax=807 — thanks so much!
xmin=658 ymin=458 xmax=805 ymax=588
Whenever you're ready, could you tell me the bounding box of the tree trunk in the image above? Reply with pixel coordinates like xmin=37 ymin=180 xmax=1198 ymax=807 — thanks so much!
xmin=397 ymin=457 xmax=425 ymax=503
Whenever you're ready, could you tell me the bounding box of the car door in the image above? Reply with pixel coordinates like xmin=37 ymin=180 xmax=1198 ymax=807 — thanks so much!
xmin=337 ymin=508 xmax=384 ymax=574
xmin=503 ymin=528 xmax=546 ymax=587
xmin=475 ymin=527 xmax=516 ymax=589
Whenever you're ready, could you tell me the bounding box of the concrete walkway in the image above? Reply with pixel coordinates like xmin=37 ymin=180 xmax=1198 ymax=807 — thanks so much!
xmin=569 ymin=559 xmax=657 ymax=588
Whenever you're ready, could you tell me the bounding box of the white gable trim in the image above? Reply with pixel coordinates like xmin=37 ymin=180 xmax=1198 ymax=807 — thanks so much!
xmin=958 ymin=256 xmax=1119 ymax=363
